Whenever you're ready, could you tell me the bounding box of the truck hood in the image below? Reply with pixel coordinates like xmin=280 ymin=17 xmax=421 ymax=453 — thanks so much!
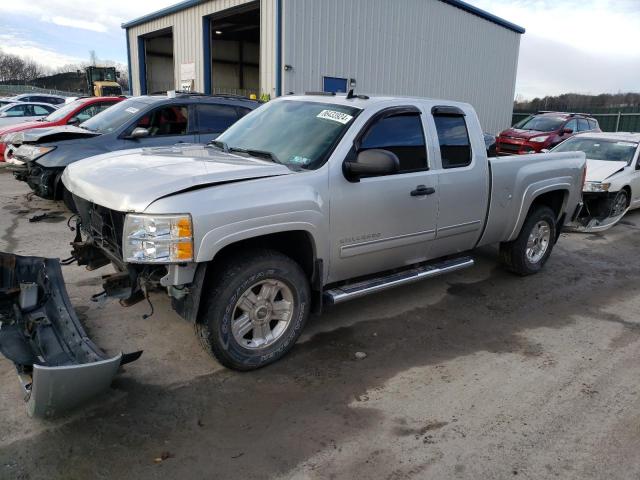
xmin=63 ymin=144 xmax=293 ymax=212
xmin=585 ymin=159 xmax=627 ymax=183
xmin=11 ymin=125 xmax=100 ymax=145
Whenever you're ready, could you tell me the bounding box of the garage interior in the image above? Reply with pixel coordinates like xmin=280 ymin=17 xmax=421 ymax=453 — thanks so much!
xmin=209 ymin=2 xmax=260 ymax=97
xmin=143 ymin=28 xmax=175 ymax=94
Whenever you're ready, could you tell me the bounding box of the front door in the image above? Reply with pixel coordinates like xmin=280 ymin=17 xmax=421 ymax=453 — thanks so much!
xmin=125 ymin=104 xmax=196 ymax=148
xmin=328 ymin=107 xmax=439 ymax=283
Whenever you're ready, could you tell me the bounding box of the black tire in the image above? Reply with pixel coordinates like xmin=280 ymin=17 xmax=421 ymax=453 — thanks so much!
xmin=500 ymin=205 xmax=557 ymax=276
xmin=195 ymin=249 xmax=310 ymax=371
xmin=54 ymin=172 xmax=78 ymax=213
xmin=610 ymin=190 xmax=629 ymax=217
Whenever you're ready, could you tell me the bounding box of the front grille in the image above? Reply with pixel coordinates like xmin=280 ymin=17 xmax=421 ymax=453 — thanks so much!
xmin=73 ymin=195 xmax=125 ymax=259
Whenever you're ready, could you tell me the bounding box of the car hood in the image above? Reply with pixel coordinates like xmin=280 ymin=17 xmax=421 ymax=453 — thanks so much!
xmin=11 ymin=125 xmax=100 ymax=145
xmin=499 ymin=128 xmax=554 ymax=140
xmin=63 ymin=144 xmax=293 ymax=212
xmin=0 ymin=120 xmax=56 ymax=137
xmin=585 ymin=159 xmax=628 ymax=183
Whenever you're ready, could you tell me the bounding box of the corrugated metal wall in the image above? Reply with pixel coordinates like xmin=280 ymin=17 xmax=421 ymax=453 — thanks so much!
xmin=126 ymin=0 xmax=276 ymax=96
xmin=281 ymin=0 xmax=521 ymax=133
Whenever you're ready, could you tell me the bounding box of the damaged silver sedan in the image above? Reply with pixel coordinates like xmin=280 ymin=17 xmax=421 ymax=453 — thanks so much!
xmin=554 ymin=133 xmax=640 ymax=232
xmin=0 ymin=252 xmax=140 ymax=418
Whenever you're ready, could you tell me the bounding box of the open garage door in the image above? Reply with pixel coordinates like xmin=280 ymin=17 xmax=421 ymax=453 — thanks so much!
xmin=143 ymin=28 xmax=175 ymax=94
xmin=208 ymin=2 xmax=260 ymax=97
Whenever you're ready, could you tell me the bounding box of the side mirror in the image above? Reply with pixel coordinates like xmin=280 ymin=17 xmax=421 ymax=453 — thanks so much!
xmin=129 ymin=127 xmax=150 ymax=139
xmin=343 ymin=149 xmax=399 ymax=181
xmin=67 ymin=116 xmax=79 ymax=125
xmin=561 ymin=128 xmax=573 ymax=135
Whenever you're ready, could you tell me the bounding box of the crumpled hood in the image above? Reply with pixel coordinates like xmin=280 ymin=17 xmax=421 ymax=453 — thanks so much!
xmin=0 ymin=120 xmax=55 ymax=137
xmin=499 ymin=128 xmax=552 ymax=140
xmin=12 ymin=125 xmax=100 ymax=145
xmin=63 ymin=144 xmax=293 ymax=212
xmin=585 ymin=159 xmax=627 ymax=183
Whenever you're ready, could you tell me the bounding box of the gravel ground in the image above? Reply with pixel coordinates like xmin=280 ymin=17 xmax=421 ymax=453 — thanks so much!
xmin=1 ymin=166 xmax=639 ymax=480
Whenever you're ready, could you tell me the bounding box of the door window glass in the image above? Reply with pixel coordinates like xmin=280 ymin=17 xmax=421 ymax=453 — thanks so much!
xmin=564 ymin=119 xmax=578 ymax=133
xmin=33 ymin=105 xmax=50 ymax=115
xmin=196 ymin=104 xmax=238 ymax=133
xmin=360 ymin=113 xmax=428 ymax=173
xmin=135 ymin=105 xmax=188 ymax=136
xmin=433 ymin=114 xmax=472 ymax=168
xmin=577 ymin=118 xmax=590 ymax=131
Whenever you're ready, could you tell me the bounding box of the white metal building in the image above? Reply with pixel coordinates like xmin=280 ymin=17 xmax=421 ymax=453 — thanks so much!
xmin=123 ymin=0 xmax=524 ymax=132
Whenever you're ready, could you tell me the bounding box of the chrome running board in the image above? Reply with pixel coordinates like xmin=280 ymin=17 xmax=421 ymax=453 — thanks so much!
xmin=323 ymin=256 xmax=474 ymax=305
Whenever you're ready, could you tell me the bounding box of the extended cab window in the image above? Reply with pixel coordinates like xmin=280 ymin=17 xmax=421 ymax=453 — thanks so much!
xmin=135 ymin=106 xmax=188 ymax=136
xmin=433 ymin=114 xmax=472 ymax=168
xmin=196 ymin=104 xmax=238 ymax=133
xmin=360 ymin=113 xmax=427 ymax=173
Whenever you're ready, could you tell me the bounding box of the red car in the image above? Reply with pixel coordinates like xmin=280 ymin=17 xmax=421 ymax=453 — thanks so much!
xmin=496 ymin=111 xmax=601 ymax=155
xmin=0 ymin=96 xmax=124 ymax=161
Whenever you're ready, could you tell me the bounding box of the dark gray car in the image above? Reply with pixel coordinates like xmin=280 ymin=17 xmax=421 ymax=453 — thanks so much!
xmin=12 ymin=93 xmax=260 ymax=204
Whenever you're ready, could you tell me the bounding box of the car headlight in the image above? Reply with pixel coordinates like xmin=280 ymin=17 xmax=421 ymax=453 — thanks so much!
xmin=584 ymin=182 xmax=611 ymax=193
xmin=123 ymin=214 xmax=194 ymax=263
xmin=529 ymin=135 xmax=550 ymax=143
xmin=14 ymin=144 xmax=55 ymax=161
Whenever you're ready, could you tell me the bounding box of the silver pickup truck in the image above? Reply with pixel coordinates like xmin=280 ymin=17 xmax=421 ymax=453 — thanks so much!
xmin=1 ymin=94 xmax=586 ymax=415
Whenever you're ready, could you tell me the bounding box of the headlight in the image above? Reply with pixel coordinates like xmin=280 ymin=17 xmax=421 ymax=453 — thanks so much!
xmin=529 ymin=135 xmax=550 ymax=143
xmin=123 ymin=214 xmax=193 ymax=263
xmin=584 ymin=182 xmax=611 ymax=193
xmin=14 ymin=145 xmax=55 ymax=161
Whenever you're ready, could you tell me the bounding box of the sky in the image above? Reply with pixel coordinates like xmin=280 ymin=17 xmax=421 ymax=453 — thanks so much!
xmin=0 ymin=0 xmax=638 ymax=100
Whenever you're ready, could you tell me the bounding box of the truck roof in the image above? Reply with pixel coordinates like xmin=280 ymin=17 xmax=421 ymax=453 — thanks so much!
xmin=282 ymin=93 xmax=473 ymax=112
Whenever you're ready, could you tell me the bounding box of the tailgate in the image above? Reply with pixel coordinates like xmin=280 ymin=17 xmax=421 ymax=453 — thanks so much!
xmin=0 ymin=252 xmax=141 ymax=418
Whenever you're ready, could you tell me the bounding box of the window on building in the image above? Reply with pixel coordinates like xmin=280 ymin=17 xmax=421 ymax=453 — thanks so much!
xmin=433 ymin=114 xmax=472 ymax=168
xmin=360 ymin=113 xmax=428 ymax=173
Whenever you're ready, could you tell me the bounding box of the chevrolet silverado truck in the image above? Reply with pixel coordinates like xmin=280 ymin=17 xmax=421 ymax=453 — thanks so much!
xmin=0 ymin=93 xmax=586 ymax=415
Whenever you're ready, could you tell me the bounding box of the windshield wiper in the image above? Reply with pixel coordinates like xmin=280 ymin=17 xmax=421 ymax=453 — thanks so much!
xmin=229 ymin=147 xmax=281 ymax=164
xmin=209 ymin=140 xmax=230 ymax=152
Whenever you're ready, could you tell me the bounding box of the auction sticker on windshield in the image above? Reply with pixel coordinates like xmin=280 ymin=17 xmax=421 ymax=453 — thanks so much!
xmin=317 ymin=110 xmax=353 ymax=124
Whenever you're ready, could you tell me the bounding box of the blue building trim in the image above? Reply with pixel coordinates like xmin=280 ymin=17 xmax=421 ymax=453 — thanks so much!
xmin=440 ymin=0 xmax=525 ymax=33
xmin=275 ymin=0 xmax=282 ymax=97
xmin=122 ymin=0 xmax=524 ymax=34
xmin=125 ymin=31 xmax=132 ymax=95
xmin=202 ymin=16 xmax=212 ymax=94
xmin=137 ymin=37 xmax=147 ymax=95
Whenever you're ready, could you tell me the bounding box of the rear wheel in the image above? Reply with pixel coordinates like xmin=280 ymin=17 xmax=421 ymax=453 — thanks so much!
xmin=195 ymin=249 xmax=310 ymax=371
xmin=500 ymin=205 xmax=557 ymax=275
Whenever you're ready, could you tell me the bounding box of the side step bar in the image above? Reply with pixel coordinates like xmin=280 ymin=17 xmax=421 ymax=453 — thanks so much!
xmin=323 ymin=256 xmax=474 ymax=305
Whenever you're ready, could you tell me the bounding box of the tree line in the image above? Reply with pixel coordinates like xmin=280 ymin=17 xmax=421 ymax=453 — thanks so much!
xmin=515 ymin=92 xmax=640 ymax=113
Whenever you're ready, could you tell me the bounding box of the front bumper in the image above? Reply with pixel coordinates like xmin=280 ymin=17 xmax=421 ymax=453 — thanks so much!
xmin=565 ymin=192 xmax=628 ymax=233
xmin=0 ymin=252 xmax=141 ymax=418
xmin=11 ymin=160 xmax=61 ymax=199
xmin=496 ymin=138 xmax=541 ymax=156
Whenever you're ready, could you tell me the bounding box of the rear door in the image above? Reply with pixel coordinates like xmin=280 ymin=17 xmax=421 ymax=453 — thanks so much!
xmin=426 ymin=106 xmax=489 ymax=258
xmin=194 ymin=103 xmax=241 ymax=143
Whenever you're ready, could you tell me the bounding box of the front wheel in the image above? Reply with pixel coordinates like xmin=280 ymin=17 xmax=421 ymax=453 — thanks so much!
xmin=195 ymin=249 xmax=310 ymax=371
xmin=500 ymin=205 xmax=557 ymax=275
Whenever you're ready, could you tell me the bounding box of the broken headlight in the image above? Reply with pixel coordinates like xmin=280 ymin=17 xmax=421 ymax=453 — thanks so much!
xmin=123 ymin=214 xmax=193 ymax=263
xmin=14 ymin=145 xmax=55 ymax=161
xmin=584 ymin=182 xmax=611 ymax=193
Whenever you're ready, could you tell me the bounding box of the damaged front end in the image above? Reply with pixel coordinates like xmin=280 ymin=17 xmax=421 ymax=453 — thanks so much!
xmin=567 ymin=191 xmax=629 ymax=232
xmin=0 ymin=252 xmax=141 ymax=418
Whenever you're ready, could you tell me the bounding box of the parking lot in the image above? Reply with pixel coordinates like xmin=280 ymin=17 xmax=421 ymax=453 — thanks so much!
xmin=1 ymin=164 xmax=640 ymax=479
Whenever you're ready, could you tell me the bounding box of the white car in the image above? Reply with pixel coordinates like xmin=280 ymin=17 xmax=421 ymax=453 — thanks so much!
xmin=553 ymin=132 xmax=640 ymax=231
xmin=0 ymin=102 xmax=57 ymax=127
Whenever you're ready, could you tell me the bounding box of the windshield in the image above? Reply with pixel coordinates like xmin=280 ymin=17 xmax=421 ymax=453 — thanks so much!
xmin=80 ymin=99 xmax=146 ymax=134
xmin=513 ymin=115 xmax=566 ymax=132
xmin=553 ymin=137 xmax=639 ymax=163
xmin=42 ymin=100 xmax=84 ymax=122
xmin=216 ymin=100 xmax=361 ymax=169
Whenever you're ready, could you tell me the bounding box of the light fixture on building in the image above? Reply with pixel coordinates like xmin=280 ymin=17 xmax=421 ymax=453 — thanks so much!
xmin=215 ymin=30 xmax=223 ymax=35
